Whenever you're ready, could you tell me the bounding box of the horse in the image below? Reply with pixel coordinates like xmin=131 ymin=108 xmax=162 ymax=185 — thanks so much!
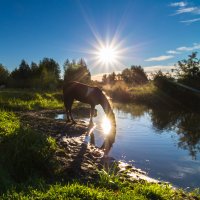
xmin=63 ymin=81 xmax=115 ymax=125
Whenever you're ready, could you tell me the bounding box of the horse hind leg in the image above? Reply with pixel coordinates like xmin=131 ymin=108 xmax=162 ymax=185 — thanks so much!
xmin=89 ymin=105 xmax=95 ymax=125
xmin=64 ymin=100 xmax=72 ymax=122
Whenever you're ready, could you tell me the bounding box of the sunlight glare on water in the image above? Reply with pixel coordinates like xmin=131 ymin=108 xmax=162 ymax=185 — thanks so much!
xmin=101 ymin=116 xmax=111 ymax=135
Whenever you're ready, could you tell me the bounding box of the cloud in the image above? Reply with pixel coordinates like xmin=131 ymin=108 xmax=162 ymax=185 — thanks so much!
xmin=170 ymin=1 xmax=200 ymax=23
xmin=180 ymin=17 xmax=200 ymax=23
xmin=145 ymin=55 xmax=174 ymax=62
xmin=166 ymin=50 xmax=180 ymax=54
xmin=170 ymin=2 xmax=187 ymax=7
xmin=165 ymin=42 xmax=200 ymax=55
xmin=176 ymin=43 xmax=200 ymax=51
xmin=175 ymin=7 xmax=199 ymax=15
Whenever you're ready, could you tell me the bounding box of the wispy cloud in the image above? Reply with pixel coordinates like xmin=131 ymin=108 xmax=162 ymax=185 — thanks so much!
xmin=175 ymin=7 xmax=200 ymax=15
xmin=180 ymin=17 xmax=200 ymax=24
xmin=176 ymin=43 xmax=200 ymax=51
xmin=170 ymin=1 xmax=200 ymax=23
xmin=166 ymin=50 xmax=180 ymax=54
xmin=145 ymin=55 xmax=174 ymax=62
xmin=170 ymin=2 xmax=187 ymax=7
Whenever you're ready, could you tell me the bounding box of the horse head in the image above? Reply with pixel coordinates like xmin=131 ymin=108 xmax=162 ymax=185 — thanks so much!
xmin=100 ymin=91 xmax=116 ymax=126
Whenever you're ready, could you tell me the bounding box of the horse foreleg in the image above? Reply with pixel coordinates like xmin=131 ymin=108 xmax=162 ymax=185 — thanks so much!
xmin=66 ymin=109 xmax=71 ymax=122
xmin=69 ymin=106 xmax=76 ymax=124
xmin=89 ymin=105 xmax=95 ymax=125
xmin=68 ymin=99 xmax=76 ymax=124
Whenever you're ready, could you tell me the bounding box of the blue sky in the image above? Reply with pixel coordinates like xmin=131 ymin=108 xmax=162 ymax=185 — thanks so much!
xmin=0 ymin=0 xmax=200 ymax=78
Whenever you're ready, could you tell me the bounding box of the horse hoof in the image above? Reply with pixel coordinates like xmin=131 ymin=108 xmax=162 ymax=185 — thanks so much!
xmin=89 ymin=121 xmax=94 ymax=126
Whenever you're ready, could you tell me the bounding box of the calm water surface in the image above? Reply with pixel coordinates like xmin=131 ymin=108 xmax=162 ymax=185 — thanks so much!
xmin=86 ymin=103 xmax=200 ymax=189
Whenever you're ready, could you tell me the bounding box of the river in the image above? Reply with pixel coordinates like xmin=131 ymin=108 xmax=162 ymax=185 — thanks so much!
xmin=84 ymin=103 xmax=200 ymax=190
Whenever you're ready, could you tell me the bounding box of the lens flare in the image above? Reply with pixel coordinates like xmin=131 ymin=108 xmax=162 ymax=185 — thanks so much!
xmin=101 ymin=116 xmax=111 ymax=135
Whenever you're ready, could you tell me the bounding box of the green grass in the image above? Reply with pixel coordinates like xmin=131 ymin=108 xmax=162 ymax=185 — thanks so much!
xmin=0 ymin=182 xmax=173 ymax=200
xmin=0 ymin=89 xmax=63 ymax=110
xmin=1 ymin=173 xmax=199 ymax=200
xmin=0 ymin=110 xmax=20 ymax=136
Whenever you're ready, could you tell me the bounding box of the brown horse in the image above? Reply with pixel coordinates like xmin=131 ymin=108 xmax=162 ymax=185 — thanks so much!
xmin=63 ymin=81 xmax=115 ymax=124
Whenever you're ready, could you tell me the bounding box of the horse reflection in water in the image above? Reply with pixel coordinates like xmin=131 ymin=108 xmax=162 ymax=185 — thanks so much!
xmin=63 ymin=81 xmax=116 ymax=154
xmin=88 ymin=117 xmax=116 ymax=155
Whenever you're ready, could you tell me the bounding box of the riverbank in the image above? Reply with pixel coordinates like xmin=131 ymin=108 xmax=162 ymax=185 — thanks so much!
xmin=102 ymin=82 xmax=200 ymax=110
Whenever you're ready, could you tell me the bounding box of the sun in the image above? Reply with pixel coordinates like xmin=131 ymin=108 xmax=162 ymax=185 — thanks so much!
xmin=86 ymin=37 xmax=126 ymax=70
xmin=97 ymin=46 xmax=118 ymax=65
xmin=101 ymin=116 xmax=111 ymax=135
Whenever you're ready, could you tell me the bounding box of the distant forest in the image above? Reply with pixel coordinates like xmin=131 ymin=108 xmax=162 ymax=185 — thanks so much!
xmin=0 ymin=52 xmax=200 ymax=90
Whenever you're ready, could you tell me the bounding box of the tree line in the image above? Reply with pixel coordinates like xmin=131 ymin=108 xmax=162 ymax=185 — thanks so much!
xmin=102 ymin=65 xmax=148 ymax=85
xmin=102 ymin=52 xmax=200 ymax=90
xmin=153 ymin=52 xmax=200 ymax=90
xmin=0 ymin=52 xmax=199 ymax=90
xmin=0 ymin=58 xmax=91 ymax=89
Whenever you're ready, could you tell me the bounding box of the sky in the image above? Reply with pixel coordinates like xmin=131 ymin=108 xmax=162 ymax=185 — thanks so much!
xmin=0 ymin=0 xmax=200 ymax=79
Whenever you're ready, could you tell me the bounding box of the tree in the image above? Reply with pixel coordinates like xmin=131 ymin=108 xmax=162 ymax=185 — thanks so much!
xmin=39 ymin=58 xmax=61 ymax=89
xmin=30 ymin=62 xmax=40 ymax=88
xmin=121 ymin=65 xmax=148 ymax=85
xmin=64 ymin=58 xmax=91 ymax=83
xmin=102 ymin=74 xmax=108 ymax=84
xmin=174 ymin=52 xmax=200 ymax=89
xmin=107 ymin=72 xmax=116 ymax=84
xmin=10 ymin=60 xmax=32 ymax=88
xmin=0 ymin=64 xmax=9 ymax=86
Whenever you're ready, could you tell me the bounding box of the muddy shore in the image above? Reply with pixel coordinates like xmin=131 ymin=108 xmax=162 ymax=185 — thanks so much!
xmin=17 ymin=108 xmax=159 ymax=184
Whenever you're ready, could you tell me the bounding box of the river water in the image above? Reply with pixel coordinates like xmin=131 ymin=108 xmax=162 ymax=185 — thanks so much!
xmin=87 ymin=103 xmax=200 ymax=189
xmin=57 ymin=103 xmax=200 ymax=189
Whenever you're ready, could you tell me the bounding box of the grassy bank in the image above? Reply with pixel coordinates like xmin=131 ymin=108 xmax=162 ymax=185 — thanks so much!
xmin=0 ymin=89 xmax=63 ymax=110
xmin=0 ymin=90 xmax=200 ymax=199
xmin=2 ymin=179 xmax=197 ymax=200
xmin=103 ymin=81 xmax=194 ymax=109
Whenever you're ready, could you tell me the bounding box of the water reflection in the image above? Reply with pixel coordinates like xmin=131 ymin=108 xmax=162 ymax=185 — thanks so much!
xmin=101 ymin=116 xmax=112 ymax=135
xmin=88 ymin=114 xmax=116 ymax=156
xmin=114 ymin=103 xmax=200 ymax=159
xmin=151 ymin=109 xmax=200 ymax=159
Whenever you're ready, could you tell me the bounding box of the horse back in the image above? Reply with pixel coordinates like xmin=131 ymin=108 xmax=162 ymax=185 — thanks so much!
xmin=63 ymin=81 xmax=103 ymax=105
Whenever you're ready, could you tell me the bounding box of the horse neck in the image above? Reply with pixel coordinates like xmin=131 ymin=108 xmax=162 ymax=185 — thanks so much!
xmin=100 ymin=94 xmax=112 ymax=115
